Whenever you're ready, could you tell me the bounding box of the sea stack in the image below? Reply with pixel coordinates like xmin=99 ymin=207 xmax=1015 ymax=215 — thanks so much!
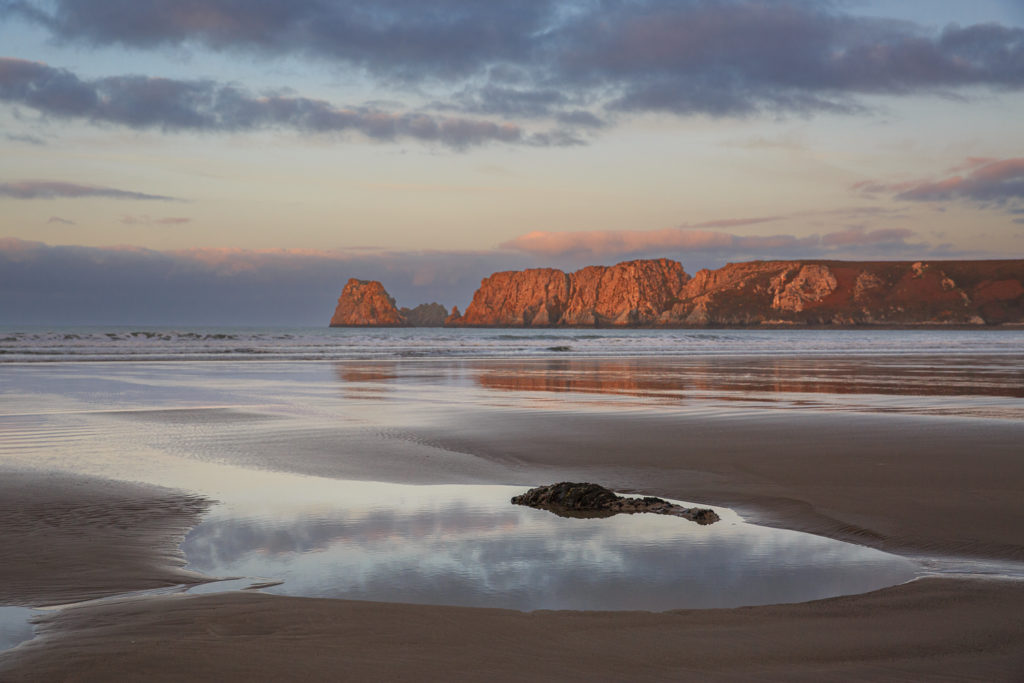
xmin=329 ymin=278 xmax=448 ymax=327
xmin=329 ymin=278 xmax=405 ymax=326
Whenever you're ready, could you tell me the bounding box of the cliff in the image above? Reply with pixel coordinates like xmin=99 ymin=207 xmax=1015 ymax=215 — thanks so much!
xmin=445 ymin=259 xmax=1024 ymax=327
xmin=329 ymin=279 xmax=451 ymax=327
xmin=453 ymin=258 xmax=690 ymax=327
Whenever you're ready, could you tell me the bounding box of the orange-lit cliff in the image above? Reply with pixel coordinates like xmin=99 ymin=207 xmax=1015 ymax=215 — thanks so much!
xmin=332 ymin=259 xmax=1024 ymax=327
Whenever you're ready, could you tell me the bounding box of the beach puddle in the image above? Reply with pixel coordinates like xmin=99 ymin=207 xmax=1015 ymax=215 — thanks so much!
xmin=181 ymin=480 xmax=918 ymax=611
xmin=0 ymin=607 xmax=40 ymax=654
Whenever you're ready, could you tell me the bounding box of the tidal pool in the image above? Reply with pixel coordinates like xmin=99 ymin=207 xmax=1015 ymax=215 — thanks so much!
xmin=0 ymin=607 xmax=39 ymax=654
xmin=182 ymin=480 xmax=918 ymax=612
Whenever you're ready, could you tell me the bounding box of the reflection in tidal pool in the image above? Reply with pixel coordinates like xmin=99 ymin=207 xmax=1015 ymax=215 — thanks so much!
xmin=0 ymin=607 xmax=39 ymax=654
xmin=182 ymin=480 xmax=917 ymax=611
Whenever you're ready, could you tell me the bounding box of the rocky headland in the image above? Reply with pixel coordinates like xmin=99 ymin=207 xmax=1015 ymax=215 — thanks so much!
xmin=511 ymin=482 xmax=720 ymax=524
xmin=330 ymin=259 xmax=1024 ymax=327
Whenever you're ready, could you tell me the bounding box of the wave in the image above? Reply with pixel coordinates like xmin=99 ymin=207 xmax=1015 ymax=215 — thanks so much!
xmin=1 ymin=326 xmax=1023 ymax=362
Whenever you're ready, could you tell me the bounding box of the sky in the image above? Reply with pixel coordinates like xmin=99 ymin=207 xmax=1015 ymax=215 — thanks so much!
xmin=2 ymin=0 xmax=1023 ymax=324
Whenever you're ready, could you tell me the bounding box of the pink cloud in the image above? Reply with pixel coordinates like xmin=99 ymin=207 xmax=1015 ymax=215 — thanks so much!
xmin=501 ymin=222 xmax=920 ymax=259
xmin=854 ymin=158 xmax=1024 ymax=205
xmin=501 ymin=227 xmax=835 ymax=257
xmin=945 ymin=157 xmax=996 ymax=174
xmin=501 ymin=228 xmax=734 ymax=256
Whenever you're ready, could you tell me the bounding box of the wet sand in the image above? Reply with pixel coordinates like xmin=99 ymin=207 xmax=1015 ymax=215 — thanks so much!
xmin=5 ymin=579 xmax=1023 ymax=682
xmin=0 ymin=469 xmax=210 ymax=608
xmin=2 ymin=356 xmax=1023 ymax=680
xmin=413 ymin=408 xmax=1024 ymax=561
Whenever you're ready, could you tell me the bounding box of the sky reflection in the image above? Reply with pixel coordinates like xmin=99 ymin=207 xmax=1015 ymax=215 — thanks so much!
xmin=182 ymin=481 xmax=917 ymax=611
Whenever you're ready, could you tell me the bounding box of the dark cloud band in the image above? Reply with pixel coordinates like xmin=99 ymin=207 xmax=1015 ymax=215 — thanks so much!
xmin=4 ymin=0 xmax=1023 ymax=119
xmin=0 ymin=58 xmax=572 ymax=148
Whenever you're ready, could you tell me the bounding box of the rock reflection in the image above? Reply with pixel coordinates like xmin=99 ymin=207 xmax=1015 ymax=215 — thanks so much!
xmin=474 ymin=357 xmax=1024 ymax=400
xmin=335 ymin=363 xmax=400 ymax=384
xmin=181 ymin=483 xmax=917 ymax=611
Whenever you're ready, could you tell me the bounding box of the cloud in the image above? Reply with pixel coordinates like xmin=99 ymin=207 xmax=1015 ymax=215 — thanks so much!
xmin=4 ymin=0 xmax=555 ymax=80
xmin=46 ymin=216 xmax=75 ymax=225
xmin=120 ymin=215 xmax=191 ymax=225
xmin=819 ymin=225 xmax=916 ymax=247
xmin=561 ymin=4 xmax=1024 ymax=116
xmin=0 ymin=57 xmax=572 ymax=148
xmin=5 ymin=1 xmax=1024 ymax=120
xmin=688 ymin=216 xmax=784 ymax=229
xmin=4 ymin=132 xmax=46 ymax=145
xmin=854 ymin=158 xmax=1024 ymax=206
xmin=501 ymin=223 xmax=920 ymax=259
xmin=0 ymin=179 xmax=178 ymax=200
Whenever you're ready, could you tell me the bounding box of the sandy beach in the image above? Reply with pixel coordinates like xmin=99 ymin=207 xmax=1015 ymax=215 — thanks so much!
xmin=1 ymin=349 xmax=1023 ymax=681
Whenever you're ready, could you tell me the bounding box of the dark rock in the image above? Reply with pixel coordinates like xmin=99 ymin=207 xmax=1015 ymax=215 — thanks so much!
xmin=511 ymin=482 xmax=720 ymax=525
xmin=399 ymin=302 xmax=449 ymax=327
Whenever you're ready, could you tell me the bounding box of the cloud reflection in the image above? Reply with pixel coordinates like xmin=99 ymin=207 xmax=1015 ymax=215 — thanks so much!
xmin=182 ymin=484 xmax=916 ymax=611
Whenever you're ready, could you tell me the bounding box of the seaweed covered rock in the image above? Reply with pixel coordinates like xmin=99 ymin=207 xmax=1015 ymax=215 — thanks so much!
xmin=511 ymin=482 xmax=719 ymax=524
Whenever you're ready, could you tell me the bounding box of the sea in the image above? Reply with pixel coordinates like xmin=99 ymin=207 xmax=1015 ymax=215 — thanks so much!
xmin=3 ymin=325 xmax=1023 ymax=362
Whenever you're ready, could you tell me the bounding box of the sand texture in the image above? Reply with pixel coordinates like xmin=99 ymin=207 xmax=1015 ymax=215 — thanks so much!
xmin=409 ymin=409 xmax=1024 ymax=561
xmin=0 ymin=469 xmax=210 ymax=607
xmin=3 ymin=579 xmax=1023 ymax=682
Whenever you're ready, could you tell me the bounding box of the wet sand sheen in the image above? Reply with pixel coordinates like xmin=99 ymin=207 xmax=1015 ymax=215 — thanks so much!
xmin=1 ymin=354 xmax=1023 ymax=680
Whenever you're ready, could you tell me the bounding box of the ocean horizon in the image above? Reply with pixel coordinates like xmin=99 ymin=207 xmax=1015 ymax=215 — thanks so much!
xmin=3 ymin=325 xmax=1024 ymax=363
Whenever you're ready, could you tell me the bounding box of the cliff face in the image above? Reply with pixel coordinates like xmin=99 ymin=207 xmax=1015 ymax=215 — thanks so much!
xmin=331 ymin=259 xmax=1024 ymax=327
xmin=453 ymin=258 xmax=690 ymax=327
xmin=445 ymin=259 xmax=1024 ymax=327
xmin=668 ymin=260 xmax=1024 ymax=326
xmin=456 ymin=268 xmax=571 ymax=326
xmin=564 ymin=258 xmax=690 ymax=325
